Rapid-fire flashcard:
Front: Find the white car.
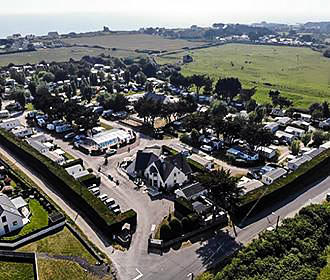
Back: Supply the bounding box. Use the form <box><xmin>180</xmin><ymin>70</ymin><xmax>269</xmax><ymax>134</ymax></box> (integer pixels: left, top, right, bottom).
<box><xmin>201</xmin><ymin>145</ymin><xmax>213</xmax><ymax>153</ymax></box>
<box><xmin>98</xmin><ymin>194</ymin><xmax>108</xmax><ymax>202</ymax></box>
<box><xmin>105</xmin><ymin>198</ymin><xmax>115</xmax><ymax>206</ymax></box>
<box><xmin>90</xmin><ymin>187</ymin><xmax>100</xmax><ymax>196</ymax></box>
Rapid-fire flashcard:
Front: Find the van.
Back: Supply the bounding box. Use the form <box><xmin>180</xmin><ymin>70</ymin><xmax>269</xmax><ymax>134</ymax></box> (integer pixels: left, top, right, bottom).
<box><xmin>98</xmin><ymin>194</ymin><xmax>108</xmax><ymax>202</ymax></box>
<box><xmin>90</xmin><ymin>187</ymin><xmax>100</xmax><ymax>196</ymax></box>
<box><xmin>105</xmin><ymin>198</ymin><xmax>115</xmax><ymax>206</ymax></box>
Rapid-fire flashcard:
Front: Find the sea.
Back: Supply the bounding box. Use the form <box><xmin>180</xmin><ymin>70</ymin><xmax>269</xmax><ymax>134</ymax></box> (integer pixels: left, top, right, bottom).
<box><xmin>0</xmin><ymin>13</ymin><xmax>188</xmax><ymax>38</ymax></box>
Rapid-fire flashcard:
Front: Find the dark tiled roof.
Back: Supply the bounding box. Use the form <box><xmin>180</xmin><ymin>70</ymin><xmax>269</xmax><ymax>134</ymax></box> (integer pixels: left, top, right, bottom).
<box><xmin>181</xmin><ymin>183</ymin><xmax>206</xmax><ymax>199</ymax></box>
<box><xmin>134</xmin><ymin>151</ymin><xmax>159</xmax><ymax>172</ymax></box>
<box><xmin>167</xmin><ymin>153</ymin><xmax>192</xmax><ymax>175</ymax></box>
<box><xmin>154</xmin><ymin>160</ymin><xmax>175</xmax><ymax>182</ymax></box>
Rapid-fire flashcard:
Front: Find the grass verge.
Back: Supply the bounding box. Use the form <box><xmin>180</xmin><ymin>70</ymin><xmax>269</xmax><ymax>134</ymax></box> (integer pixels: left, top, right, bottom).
<box><xmin>0</xmin><ymin>261</ymin><xmax>34</xmax><ymax>280</ymax></box>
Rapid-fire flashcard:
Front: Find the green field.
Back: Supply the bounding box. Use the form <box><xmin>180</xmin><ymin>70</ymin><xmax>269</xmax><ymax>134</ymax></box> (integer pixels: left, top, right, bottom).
<box><xmin>157</xmin><ymin>44</ymin><xmax>330</xmax><ymax>108</ymax></box>
<box><xmin>0</xmin><ymin>262</ymin><xmax>34</xmax><ymax>280</ymax></box>
<box><xmin>62</xmin><ymin>34</ymin><xmax>205</xmax><ymax>52</ymax></box>
<box><xmin>38</xmin><ymin>259</ymin><xmax>112</xmax><ymax>280</ymax></box>
<box><xmin>0</xmin><ymin>47</ymin><xmax>135</xmax><ymax>66</ymax></box>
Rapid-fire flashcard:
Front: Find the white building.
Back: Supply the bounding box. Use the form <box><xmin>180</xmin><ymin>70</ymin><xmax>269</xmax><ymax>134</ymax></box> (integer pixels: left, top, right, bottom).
<box><xmin>275</xmin><ymin>131</ymin><xmax>296</xmax><ymax>144</ymax></box>
<box><xmin>0</xmin><ymin>118</ymin><xmax>20</xmax><ymax>131</ymax></box>
<box><xmin>264</xmin><ymin>122</ymin><xmax>280</xmax><ymax>134</ymax></box>
<box><xmin>0</xmin><ymin>194</ymin><xmax>25</xmax><ymax>236</ymax></box>
<box><xmin>12</xmin><ymin>126</ymin><xmax>34</xmax><ymax>138</ymax></box>
<box><xmin>257</xmin><ymin>146</ymin><xmax>276</xmax><ymax>159</ymax></box>
<box><xmin>288</xmin><ymin>155</ymin><xmax>311</xmax><ymax>171</ymax></box>
<box><xmin>88</xmin><ymin>129</ymin><xmax>134</xmax><ymax>150</ymax></box>
<box><xmin>285</xmin><ymin>126</ymin><xmax>305</xmax><ymax>138</ymax></box>
<box><xmin>65</xmin><ymin>164</ymin><xmax>89</xmax><ymax>180</ymax></box>
<box><xmin>262</xmin><ymin>168</ymin><xmax>287</xmax><ymax>185</ymax></box>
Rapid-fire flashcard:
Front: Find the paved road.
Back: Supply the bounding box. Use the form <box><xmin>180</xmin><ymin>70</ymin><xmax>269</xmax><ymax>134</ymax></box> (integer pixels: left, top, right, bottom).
<box><xmin>2</xmin><ymin>117</ymin><xmax>329</xmax><ymax>280</ymax></box>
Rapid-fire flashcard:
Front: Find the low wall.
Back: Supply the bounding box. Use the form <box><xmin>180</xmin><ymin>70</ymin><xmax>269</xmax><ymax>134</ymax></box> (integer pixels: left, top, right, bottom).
<box><xmin>0</xmin><ymin>220</ymin><xmax>66</xmax><ymax>250</ymax></box>
<box><xmin>0</xmin><ymin>250</ymin><xmax>39</xmax><ymax>280</ymax></box>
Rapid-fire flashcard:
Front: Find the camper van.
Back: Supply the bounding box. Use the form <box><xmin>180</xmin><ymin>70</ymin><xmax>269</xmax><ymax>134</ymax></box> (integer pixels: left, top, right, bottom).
<box><xmin>0</xmin><ymin>110</ymin><xmax>10</xmax><ymax>119</ymax></box>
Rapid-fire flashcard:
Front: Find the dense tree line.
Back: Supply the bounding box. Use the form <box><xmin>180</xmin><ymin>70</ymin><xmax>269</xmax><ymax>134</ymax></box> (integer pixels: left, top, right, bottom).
<box><xmin>198</xmin><ymin>203</ymin><xmax>330</xmax><ymax>280</ymax></box>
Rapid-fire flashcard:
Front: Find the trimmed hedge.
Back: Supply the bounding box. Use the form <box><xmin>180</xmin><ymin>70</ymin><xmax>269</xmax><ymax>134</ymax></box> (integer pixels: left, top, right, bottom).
<box><xmin>78</xmin><ymin>173</ymin><xmax>101</xmax><ymax>187</ymax></box>
<box><xmin>0</xmin><ymin>128</ymin><xmax>137</xmax><ymax>234</ymax></box>
<box><xmin>236</xmin><ymin>148</ymin><xmax>330</xmax><ymax>220</ymax></box>
<box><xmin>61</xmin><ymin>158</ymin><xmax>84</xmax><ymax>169</ymax></box>
<box><xmin>174</xmin><ymin>197</ymin><xmax>194</xmax><ymax>217</ymax></box>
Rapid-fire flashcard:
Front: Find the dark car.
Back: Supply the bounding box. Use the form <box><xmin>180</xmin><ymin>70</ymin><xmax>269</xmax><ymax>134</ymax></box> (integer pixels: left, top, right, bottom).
<box><xmin>64</xmin><ymin>132</ymin><xmax>75</xmax><ymax>141</ymax></box>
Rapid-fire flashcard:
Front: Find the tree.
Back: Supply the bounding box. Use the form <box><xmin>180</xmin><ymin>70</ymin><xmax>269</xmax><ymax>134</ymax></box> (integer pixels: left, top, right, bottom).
<box><xmin>246</xmin><ymin>99</ymin><xmax>257</xmax><ymax>113</ymax></box>
<box><xmin>290</xmin><ymin>140</ymin><xmax>301</xmax><ymax>156</ymax></box>
<box><xmin>197</xmin><ymin>169</ymin><xmax>242</xmax><ymax>218</ymax></box>
<box><xmin>268</xmin><ymin>90</ymin><xmax>281</xmax><ymax>99</ymax></box>
<box><xmin>203</xmin><ymin>77</ymin><xmax>213</xmax><ymax>95</ymax></box>
<box><xmin>214</xmin><ymin>78</ymin><xmax>242</xmax><ymax>102</ymax></box>
<box><xmin>135</xmin><ymin>71</ymin><xmax>147</xmax><ymax>85</ymax></box>
<box><xmin>123</xmin><ymin>70</ymin><xmax>131</xmax><ymax>84</ymax></box>
<box><xmin>159</xmin><ymin>223</ymin><xmax>172</xmax><ymax>241</ymax></box>
<box><xmin>312</xmin><ymin>130</ymin><xmax>328</xmax><ymax>146</ymax></box>
<box><xmin>190</xmin><ymin>128</ymin><xmax>200</xmax><ymax>147</ymax></box>
<box><xmin>240</xmin><ymin>87</ymin><xmax>256</xmax><ymax>103</ymax></box>
<box><xmin>301</xmin><ymin>132</ymin><xmax>312</xmax><ymax>147</ymax></box>
<box><xmin>169</xmin><ymin>218</ymin><xmax>182</xmax><ymax>237</ymax></box>
<box><xmin>312</xmin><ymin>109</ymin><xmax>323</xmax><ymax>120</ymax></box>
<box><xmin>322</xmin><ymin>101</ymin><xmax>330</xmax><ymax>119</ymax></box>
<box><xmin>210</xmin><ymin>100</ymin><xmax>228</xmax><ymax>118</ymax></box>
<box><xmin>42</xmin><ymin>72</ymin><xmax>55</xmax><ymax>83</ymax></box>
<box><xmin>191</xmin><ymin>74</ymin><xmax>207</xmax><ymax>95</ymax></box>
<box><xmin>13</xmin><ymin>89</ymin><xmax>26</xmax><ymax>109</ymax></box>
<box><xmin>272</xmin><ymin>95</ymin><xmax>293</xmax><ymax>110</ymax></box>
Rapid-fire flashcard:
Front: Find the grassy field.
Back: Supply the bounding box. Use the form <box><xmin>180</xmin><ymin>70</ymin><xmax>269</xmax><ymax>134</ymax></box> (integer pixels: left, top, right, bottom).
<box><xmin>0</xmin><ymin>47</ymin><xmax>135</xmax><ymax>66</ymax></box>
<box><xmin>0</xmin><ymin>262</ymin><xmax>34</xmax><ymax>280</ymax></box>
<box><xmin>1</xmin><ymin>199</ymin><xmax>48</xmax><ymax>240</ymax></box>
<box><xmin>19</xmin><ymin>227</ymin><xmax>96</xmax><ymax>265</ymax></box>
<box><xmin>157</xmin><ymin>44</ymin><xmax>330</xmax><ymax>108</ymax></box>
<box><xmin>38</xmin><ymin>259</ymin><xmax>111</xmax><ymax>280</ymax></box>
<box><xmin>62</xmin><ymin>34</ymin><xmax>205</xmax><ymax>52</ymax></box>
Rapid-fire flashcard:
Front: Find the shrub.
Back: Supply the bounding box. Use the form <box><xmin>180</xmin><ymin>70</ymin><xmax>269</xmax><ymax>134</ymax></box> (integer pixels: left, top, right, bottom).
<box><xmin>159</xmin><ymin>224</ymin><xmax>172</xmax><ymax>241</ymax></box>
<box><xmin>181</xmin><ymin>216</ymin><xmax>192</xmax><ymax>233</ymax></box>
<box><xmin>169</xmin><ymin>218</ymin><xmax>183</xmax><ymax>237</ymax></box>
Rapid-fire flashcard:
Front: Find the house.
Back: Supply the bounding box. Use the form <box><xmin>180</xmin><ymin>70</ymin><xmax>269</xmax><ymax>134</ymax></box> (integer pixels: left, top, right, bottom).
<box><xmin>288</xmin><ymin>155</ymin><xmax>311</xmax><ymax>171</ymax></box>
<box><xmin>27</xmin><ymin>140</ymin><xmax>49</xmax><ymax>154</ymax></box>
<box><xmin>183</xmin><ymin>55</ymin><xmax>193</xmax><ymax>63</ymax></box>
<box><xmin>285</xmin><ymin>126</ymin><xmax>305</xmax><ymax>138</ymax></box>
<box><xmin>262</xmin><ymin>168</ymin><xmax>287</xmax><ymax>185</ymax></box>
<box><xmin>299</xmin><ymin>113</ymin><xmax>312</xmax><ymax>123</ymax></box>
<box><xmin>0</xmin><ymin>118</ymin><xmax>20</xmax><ymax>130</ymax></box>
<box><xmin>303</xmin><ymin>147</ymin><xmax>326</xmax><ymax>159</ymax></box>
<box><xmin>264</xmin><ymin>122</ymin><xmax>280</xmax><ymax>133</ymax></box>
<box><xmin>257</xmin><ymin>146</ymin><xmax>276</xmax><ymax>159</ymax></box>
<box><xmin>11</xmin><ymin>196</ymin><xmax>30</xmax><ymax>219</ymax></box>
<box><xmin>227</xmin><ymin>147</ymin><xmax>259</xmax><ymax>161</ymax></box>
<box><xmin>88</xmin><ymin>129</ymin><xmax>134</xmax><ymax>150</ymax></box>
<box><xmin>238</xmin><ymin>176</ymin><xmax>264</xmax><ymax>194</ymax></box>
<box><xmin>11</xmin><ymin>126</ymin><xmax>34</xmax><ymax>138</ymax></box>
<box><xmin>271</xmin><ymin>108</ymin><xmax>285</xmax><ymax>117</ymax></box>
<box><xmin>126</xmin><ymin>150</ymin><xmax>160</xmax><ymax>178</ymax></box>
<box><xmin>174</xmin><ymin>183</ymin><xmax>207</xmax><ymax>201</ymax></box>
<box><xmin>275</xmin><ymin>117</ymin><xmax>292</xmax><ymax>127</ymax></box>
<box><xmin>44</xmin><ymin>151</ymin><xmax>65</xmax><ymax>165</ymax></box>
<box><xmin>291</xmin><ymin>120</ymin><xmax>310</xmax><ymax>131</ymax></box>
<box><xmin>0</xmin><ymin>194</ymin><xmax>24</xmax><ymax>236</ymax></box>
<box><xmin>0</xmin><ymin>110</ymin><xmax>10</xmax><ymax>119</ymax></box>
<box><xmin>145</xmin><ymin>153</ymin><xmax>192</xmax><ymax>191</ymax></box>
<box><xmin>275</xmin><ymin>130</ymin><xmax>296</xmax><ymax>144</ymax></box>
<box><xmin>65</xmin><ymin>164</ymin><xmax>89</xmax><ymax>180</ymax></box>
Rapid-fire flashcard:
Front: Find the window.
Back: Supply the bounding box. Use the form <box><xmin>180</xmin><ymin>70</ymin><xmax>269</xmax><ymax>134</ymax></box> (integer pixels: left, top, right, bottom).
<box><xmin>1</xmin><ymin>216</ymin><xmax>7</xmax><ymax>223</ymax></box>
<box><xmin>174</xmin><ymin>173</ymin><xmax>177</xmax><ymax>177</ymax></box>
<box><xmin>13</xmin><ymin>221</ymin><xmax>18</xmax><ymax>226</ymax></box>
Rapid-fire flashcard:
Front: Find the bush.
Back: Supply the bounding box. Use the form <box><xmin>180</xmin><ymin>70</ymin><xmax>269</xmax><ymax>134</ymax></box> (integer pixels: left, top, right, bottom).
<box><xmin>181</xmin><ymin>217</ymin><xmax>191</xmax><ymax>233</ymax></box>
<box><xmin>169</xmin><ymin>218</ymin><xmax>183</xmax><ymax>237</ymax></box>
<box><xmin>159</xmin><ymin>224</ymin><xmax>172</xmax><ymax>241</ymax></box>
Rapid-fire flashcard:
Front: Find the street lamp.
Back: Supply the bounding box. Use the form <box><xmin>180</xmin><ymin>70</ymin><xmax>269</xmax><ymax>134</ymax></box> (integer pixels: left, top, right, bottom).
<box><xmin>271</xmin><ymin>212</ymin><xmax>280</xmax><ymax>231</ymax></box>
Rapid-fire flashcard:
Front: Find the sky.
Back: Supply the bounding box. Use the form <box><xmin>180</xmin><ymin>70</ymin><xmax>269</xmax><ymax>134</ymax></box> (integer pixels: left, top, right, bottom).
<box><xmin>0</xmin><ymin>0</ymin><xmax>329</xmax><ymax>36</ymax></box>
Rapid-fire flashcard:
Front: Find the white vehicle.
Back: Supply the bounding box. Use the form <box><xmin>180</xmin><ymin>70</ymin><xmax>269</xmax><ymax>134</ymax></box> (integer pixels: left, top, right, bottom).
<box><xmin>46</xmin><ymin>123</ymin><xmax>55</xmax><ymax>131</ymax></box>
<box><xmin>105</xmin><ymin>198</ymin><xmax>115</xmax><ymax>206</ymax></box>
<box><xmin>109</xmin><ymin>203</ymin><xmax>120</xmax><ymax>210</ymax></box>
<box><xmin>201</xmin><ymin>145</ymin><xmax>213</xmax><ymax>153</ymax></box>
<box><xmin>90</xmin><ymin>187</ymin><xmax>100</xmax><ymax>196</ymax></box>
<box><xmin>37</xmin><ymin>118</ymin><xmax>46</xmax><ymax>127</ymax></box>
<box><xmin>113</xmin><ymin>208</ymin><xmax>121</xmax><ymax>215</ymax></box>
<box><xmin>98</xmin><ymin>194</ymin><xmax>108</xmax><ymax>202</ymax></box>
<box><xmin>0</xmin><ymin>110</ymin><xmax>10</xmax><ymax>119</ymax></box>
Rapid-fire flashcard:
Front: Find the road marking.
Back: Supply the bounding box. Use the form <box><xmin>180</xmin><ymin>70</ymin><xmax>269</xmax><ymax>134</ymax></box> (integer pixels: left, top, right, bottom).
<box><xmin>132</xmin><ymin>268</ymin><xmax>143</xmax><ymax>280</ymax></box>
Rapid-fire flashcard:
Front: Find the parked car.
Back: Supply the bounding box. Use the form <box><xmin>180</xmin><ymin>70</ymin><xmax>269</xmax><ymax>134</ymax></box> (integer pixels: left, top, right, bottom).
<box><xmin>105</xmin><ymin>198</ymin><xmax>115</xmax><ymax>206</ymax></box>
<box><xmin>64</xmin><ymin>132</ymin><xmax>75</xmax><ymax>141</ymax></box>
<box><xmin>326</xmin><ymin>193</ymin><xmax>330</xmax><ymax>202</ymax></box>
<box><xmin>113</xmin><ymin>208</ymin><xmax>121</xmax><ymax>215</ymax></box>
<box><xmin>105</xmin><ymin>149</ymin><xmax>117</xmax><ymax>157</ymax></box>
<box><xmin>90</xmin><ymin>187</ymin><xmax>100</xmax><ymax>196</ymax></box>
<box><xmin>109</xmin><ymin>204</ymin><xmax>120</xmax><ymax>210</ymax></box>
<box><xmin>200</xmin><ymin>145</ymin><xmax>213</xmax><ymax>153</ymax></box>
<box><xmin>98</xmin><ymin>194</ymin><xmax>108</xmax><ymax>202</ymax></box>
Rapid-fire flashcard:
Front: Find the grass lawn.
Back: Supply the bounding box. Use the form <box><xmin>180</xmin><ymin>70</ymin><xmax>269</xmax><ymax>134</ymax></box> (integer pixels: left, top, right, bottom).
<box><xmin>63</xmin><ymin>152</ymin><xmax>76</xmax><ymax>161</ymax></box>
<box><xmin>19</xmin><ymin>227</ymin><xmax>96</xmax><ymax>265</ymax></box>
<box><xmin>0</xmin><ymin>261</ymin><xmax>34</xmax><ymax>280</ymax></box>
<box><xmin>318</xmin><ymin>247</ymin><xmax>330</xmax><ymax>280</ymax></box>
<box><xmin>157</xmin><ymin>44</ymin><xmax>330</xmax><ymax>108</ymax></box>
<box><xmin>1</xmin><ymin>199</ymin><xmax>48</xmax><ymax>241</ymax></box>
<box><xmin>37</xmin><ymin>259</ymin><xmax>112</xmax><ymax>280</ymax></box>
<box><xmin>100</xmin><ymin>120</ymin><xmax>113</xmax><ymax>130</ymax></box>
<box><xmin>25</xmin><ymin>103</ymin><xmax>35</xmax><ymax>111</ymax></box>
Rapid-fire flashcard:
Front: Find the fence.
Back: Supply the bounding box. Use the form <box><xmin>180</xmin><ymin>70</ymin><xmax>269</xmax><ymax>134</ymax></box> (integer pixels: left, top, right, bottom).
<box><xmin>0</xmin><ymin>219</ymin><xmax>66</xmax><ymax>250</ymax></box>
<box><xmin>0</xmin><ymin>250</ymin><xmax>39</xmax><ymax>280</ymax></box>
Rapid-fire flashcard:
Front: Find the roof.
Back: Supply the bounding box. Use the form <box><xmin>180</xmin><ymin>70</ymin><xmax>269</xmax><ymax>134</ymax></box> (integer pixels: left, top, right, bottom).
<box><xmin>257</xmin><ymin>146</ymin><xmax>275</xmax><ymax>155</ymax></box>
<box><xmin>167</xmin><ymin>153</ymin><xmax>192</xmax><ymax>175</ymax></box>
<box><xmin>92</xmin><ymin>129</ymin><xmax>132</xmax><ymax>145</ymax></box>
<box><xmin>303</xmin><ymin>147</ymin><xmax>326</xmax><ymax>158</ymax></box>
<box><xmin>153</xmin><ymin>160</ymin><xmax>175</xmax><ymax>182</ymax></box>
<box><xmin>180</xmin><ymin>183</ymin><xmax>206</xmax><ymax>199</ymax></box>
<box><xmin>264</xmin><ymin>168</ymin><xmax>287</xmax><ymax>180</ymax></box>
<box><xmin>65</xmin><ymin>164</ymin><xmax>89</xmax><ymax>179</ymax></box>
<box><xmin>320</xmin><ymin>141</ymin><xmax>330</xmax><ymax>149</ymax></box>
<box><xmin>275</xmin><ymin>130</ymin><xmax>295</xmax><ymax>139</ymax></box>
<box><xmin>28</xmin><ymin>140</ymin><xmax>48</xmax><ymax>152</ymax></box>
<box><xmin>0</xmin><ymin>194</ymin><xmax>21</xmax><ymax>218</ymax></box>
<box><xmin>11</xmin><ymin>196</ymin><xmax>27</xmax><ymax>210</ymax></box>
<box><xmin>192</xmin><ymin>201</ymin><xmax>210</xmax><ymax>215</ymax></box>
<box><xmin>285</xmin><ymin>126</ymin><xmax>305</xmax><ymax>134</ymax></box>
<box><xmin>288</xmin><ymin>155</ymin><xmax>311</xmax><ymax>167</ymax></box>
<box><xmin>135</xmin><ymin>151</ymin><xmax>159</xmax><ymax>172</ymax></box>
<box><xmin>264</xmin><ymin>122</ymin><xmax>279</xmax><ymax>129</ymax></box>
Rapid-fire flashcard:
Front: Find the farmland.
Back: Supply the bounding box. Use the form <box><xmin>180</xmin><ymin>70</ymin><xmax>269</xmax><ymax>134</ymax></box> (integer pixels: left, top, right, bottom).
<box><xmin>0</xmin><ymin>47</ymin><xmax>135</xmax><ymax>66</ymax></box>
<box><xmin>157</xmin><ymin>43</ymin><xmax>330</xmax><ymax>108</ymax></box>
<box><xmin>62</xmin><ymin>33</ymin><xmax>205</xmax><ymax>52</ymax></box>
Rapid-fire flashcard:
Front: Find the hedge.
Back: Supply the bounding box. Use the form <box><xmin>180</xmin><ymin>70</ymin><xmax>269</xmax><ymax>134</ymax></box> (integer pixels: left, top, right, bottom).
<box><xmin>174</xmin><ymin>197</ymin><xmax>194</xmax><ymax>217</ymax></box>
<box><xmin>236</xmin><ymin>148</ymin><xmax>330</xmax><ymax>219</ymax></box>
<box><xmin>61</xmin><ymin>158</ymin><xmax>84</xmax><ymax>169</ymax></box>
<box><xmin>0</xmin><ymin>128</ymin><xmax>137</xmax><ymax>234</ymax></box>
<box><xmin>78</xmin><ymin>173</ymin><xmax>101</xmax><ymax>187</ymax></box>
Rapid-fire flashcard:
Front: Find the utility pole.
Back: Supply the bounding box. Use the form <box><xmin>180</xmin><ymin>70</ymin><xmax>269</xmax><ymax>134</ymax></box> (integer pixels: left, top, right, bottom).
<box><xmin>275</xmin><ymin>215</ymin><xmax>280</xmax><ymax>231</ymax></box>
